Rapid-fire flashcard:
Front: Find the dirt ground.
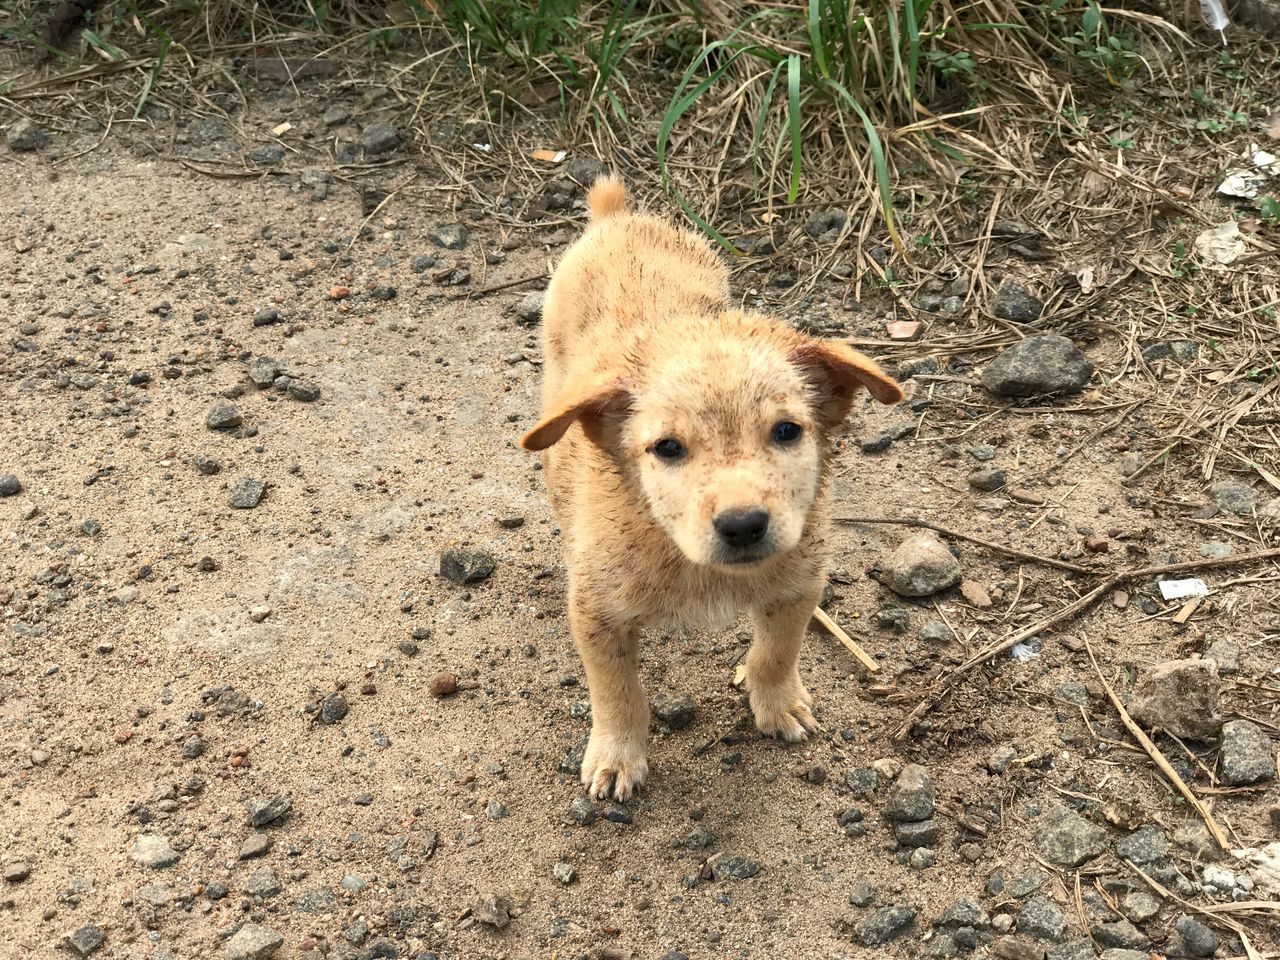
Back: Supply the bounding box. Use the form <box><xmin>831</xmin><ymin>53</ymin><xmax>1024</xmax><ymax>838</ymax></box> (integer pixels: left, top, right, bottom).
<box><xmin>3</xmin><ymin>65</ymin><xmax>1280</xmax><ymax>960</ymax></box>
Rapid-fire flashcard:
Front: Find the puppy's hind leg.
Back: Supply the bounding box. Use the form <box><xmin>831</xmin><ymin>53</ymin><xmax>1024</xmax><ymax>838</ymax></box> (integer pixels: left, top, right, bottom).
<box><xmin>745</xmin><ymin>590</ymin><xmax>822</xmax><ymax>742</ymax></box>
<box><xmin>571</xmin><ymin>600</ymin><xmax>649</xmax><ymax>801</ymax></box>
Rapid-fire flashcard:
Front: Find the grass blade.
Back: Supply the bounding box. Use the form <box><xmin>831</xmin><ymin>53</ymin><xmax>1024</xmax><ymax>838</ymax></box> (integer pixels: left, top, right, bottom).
<box><xmin>786</xmin><ymin>53</ymin><xmax>802</xmax><ymax>203</ymax></box>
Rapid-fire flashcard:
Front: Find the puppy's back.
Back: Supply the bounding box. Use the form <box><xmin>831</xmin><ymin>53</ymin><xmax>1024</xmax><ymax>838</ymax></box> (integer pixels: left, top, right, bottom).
<box><xmin>540</xmin><ymin>178</ymin><xmax>728</xmax><ymax>400</ymax></box>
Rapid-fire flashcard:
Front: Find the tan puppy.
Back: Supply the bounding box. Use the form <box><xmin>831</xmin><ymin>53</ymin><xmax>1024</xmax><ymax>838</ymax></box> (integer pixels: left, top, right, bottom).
<box><xmin>521</xmin><ymin>177</ymin><xmax>903</xmax><ymax>801</ymax></box>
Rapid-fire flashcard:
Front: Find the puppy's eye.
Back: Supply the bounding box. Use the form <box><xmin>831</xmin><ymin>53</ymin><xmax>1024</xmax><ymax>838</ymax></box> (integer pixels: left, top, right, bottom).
<box><xmin>771</xmin><ymin>421</ymin><xmax>803</xmax><ymax>445</ymax></box>
<box><xmin>651</xmin><ymin>438</ymin><xmax>685</xmax><ymax>461</ymax></box>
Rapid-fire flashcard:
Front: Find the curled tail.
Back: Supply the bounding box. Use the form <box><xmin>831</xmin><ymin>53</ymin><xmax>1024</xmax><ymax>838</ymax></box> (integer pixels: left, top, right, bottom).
<box><xmin>587</xmin><ymin>175</ymin><xmax>627</xmax><ymax>219</ymax></box>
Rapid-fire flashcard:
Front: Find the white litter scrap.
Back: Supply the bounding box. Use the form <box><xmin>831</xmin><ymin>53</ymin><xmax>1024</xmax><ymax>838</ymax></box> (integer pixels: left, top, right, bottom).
<box><xmin>1217</xmin><ymin>143</ymin><xmax>1280</xmax><ymax>200</ymax></box>
<box><xmin>1010</xmin><ymin>643</ymin><xmax>1038</xmax><ymax>662</ymax></box>
<box><xmin>1159</xmin><ymin>578</ymin><xmax>1209</xmax><ymax>601</ymax></box>
<box><xmin>1193</xmin><ymin>220</ymin><xmax>1246</xmax><ymax>266</ymax></box>
<box><xmin>1199</xmin><ymin>0</ymin><xmax>1229</xmax><ymax>43</ymax></box>
<box><xmin>1236</xmin><ymin>842</ymin><xmax>1280</xmax><ymax>897</ymax></box>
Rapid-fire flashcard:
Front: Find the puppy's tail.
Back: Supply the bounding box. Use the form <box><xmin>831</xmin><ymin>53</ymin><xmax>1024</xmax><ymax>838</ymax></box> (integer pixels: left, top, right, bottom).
<box><xmin>587</xmin><ymin>175</ymin><xmax>627</xmax><ymax>220</ymax></box>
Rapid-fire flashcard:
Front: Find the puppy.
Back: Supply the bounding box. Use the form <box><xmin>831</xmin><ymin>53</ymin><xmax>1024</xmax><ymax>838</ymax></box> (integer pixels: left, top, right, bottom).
<box><xmin>521</xmin><ymin>177</ymin><xmax>903</xmax><ymax>801</ymax></box>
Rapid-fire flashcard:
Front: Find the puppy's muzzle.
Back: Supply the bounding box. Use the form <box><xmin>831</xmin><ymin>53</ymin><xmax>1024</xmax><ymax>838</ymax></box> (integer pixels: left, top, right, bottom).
<box><xmin>714</xmin><ymin>508</ymin><xmax>770</xmax><ymax>559</ymax></box>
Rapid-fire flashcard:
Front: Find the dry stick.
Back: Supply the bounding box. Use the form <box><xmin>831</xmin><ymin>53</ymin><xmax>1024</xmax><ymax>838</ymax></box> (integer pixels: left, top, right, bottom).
<box><xmin>891</xmin><ymin>547</ymin><xmax>1280</xmax><ymax>740</ymax></box>
<box><xmin>836</xmin><ymin>515</ymin><xmax>1095</xmax><ymax>575</ymax></box>
<box><xmin>449</xmin><ymin>272</ymin><xmax>548</xmax><ymax>301</ymax></box>
<box><xmin>1084</xmin><ymin>639</ymin><xmax>1229</xmax><ymax>852</ymax></box>
<box><xmin>812</xmin><ymin>608</ymin><xmax>880</xmax><ymax>674</ymax></box>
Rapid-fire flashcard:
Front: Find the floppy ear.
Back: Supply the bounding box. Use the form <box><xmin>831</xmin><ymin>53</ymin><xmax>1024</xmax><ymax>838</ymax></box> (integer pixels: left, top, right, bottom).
<box><xmin>793</xmin><ymin>338</ymin><xmax>904</xmax><ymax>426</ymax></box>
<box><xmin>520</xmin><ymin>372</ymin><xmax>631</xmax><ymax>451</ymax></box>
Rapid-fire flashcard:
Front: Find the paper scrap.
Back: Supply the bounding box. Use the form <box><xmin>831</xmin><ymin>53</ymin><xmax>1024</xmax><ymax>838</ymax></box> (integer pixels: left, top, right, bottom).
<box><xmin>1159</xmin><ymin>578</ymin><xmax>1208</xmax><ymax>601</ymax></box>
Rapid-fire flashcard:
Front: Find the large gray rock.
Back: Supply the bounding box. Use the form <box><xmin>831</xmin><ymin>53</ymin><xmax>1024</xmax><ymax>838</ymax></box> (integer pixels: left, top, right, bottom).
<box><xmin>982</xmin><ymin>336</ymin><xmax>1094</xmax><ymax>397</ymax></box>
<box><xmin>1128</xmin><ymin>659</ymin><xmax>1222</xmax><ymax>740</ymax></box>
<box><xmin>1219</xmin><ymin>719</ymin><xmax>1276</xmax><ymax>785</ymax></box>
<box><xmin>881</xmin><ymin>533</ymin><xmax>961</xmax><ymax>597</ymax></box>
<box><xmin>1033</xmin><ymin>804</ymin><xmax>1106</xmax><ymax>867</ymax></box>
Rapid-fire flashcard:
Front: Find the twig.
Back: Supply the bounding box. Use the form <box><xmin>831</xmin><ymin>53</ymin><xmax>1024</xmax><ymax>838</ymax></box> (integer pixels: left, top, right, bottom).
<box><xmin>448</xmin><ymin>272</ymin><xmax>548</xmax><ymax>301</ymax></box>
<box><xmin>836</xmin><ymin>515</ymin><xmax>1095</xmax><ymax>575</ymax></box>
<box><xmin>1085</xmin><ymin>638</ymin><xmax>1229</xmax><ymax>852</ymax></box>
<box><xmin>892</xmin><ymin>547</ymin><xmax>1280</xmax><ymax>739</ymax></box>
<box><xmin>812</xmin><ymin>608</ymin><xmax>880</xmax><ymax>673</ymax></box>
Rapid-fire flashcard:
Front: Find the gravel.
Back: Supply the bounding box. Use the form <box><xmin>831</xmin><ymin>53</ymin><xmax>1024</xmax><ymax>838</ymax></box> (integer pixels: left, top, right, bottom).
<box><xmin>429</xmin><ymin>223</ymin><xmax>470</xmax><ymax>250</ymax></box>
<box><xmin>854</xmin><ymin>905</ymin><xmax>917</xmax><ymax>946</ymax></box>
<box><xmin>1033</xmin><ymin>805</ymin><xmax>1107</xmax><ymax>867</ymax></box>
<box><xmin>440</xmin><ymin>548</ymin><xmax>496</xmax><ymax>584</ymax></box>
<box><xmin>1210</xmin><ymin>480</ymin><xmax>1261</xmax><ymax>515</ymax></box>
<box><xmin>66</xmin><ymin>924</ymin><xmax>105</xmax><ymax>956</ymax></box>
<box><xmin>229</xmin><ymin>478</ymin><xmax>266</xmax><ymax>509</ymax></box>
<box><xmin>245</xmin><ymin>866</ymin><xmax>282</xmax><ymax>898</ymax></box>
<box><xmin>652</xmin><ymin>693</ymin><xmax>697</xmax><ymax>729</ymax></box>
<box><xmin>516</xmin><ymin>291</ymin><xmax>545</xmax><ymax>325</ymax></box>
<box><xmin>1174</xmin><ymin>915</ymin><xmax>1219</xmax><ymax>957</ymax></box>
<box><xmin>552</xmin><ymin>861</ymin><xmax>577</xmax><ymax>884</ymax></box>
<box><xmin>360</xmin><ymin>122</ymin><xmax>400</xmax><ymax>154</ymax></box>
<box><xmin>130</xmin><ymin>834</ymin><xmax>180</xmax><ymax>869</ymax></box>
<box><xmin>1016</xmin><ymin>895</ymin><xmax>1067</xmax><ymax>942</ymax></box>
<box><xmin>992</xmin><ymin>282</ymin><xmax>1044</xmax><ymax>322</ymax></box>
<box><xmin>566</xmin><ymin>796</ymin><xmax>596</xmax><ymax>825</ymax></box>
<box><xmin>225</xmin><ymin>922</ymin><xmax>284</xmax><ymax>960</ymax></box>
<box><xmin>318</xmin><ymin>692</ymin><xmax>348</xmax><ymax>725</ymax></box>
<box><xmin>1115</xmin><ymin>823</ymin><xmax>1168</xmax><ymax>864</ymax></box>
<box><xmin>245</xmin><ymin>796</ymin><xmax>292</xmax><ymax>828</ymax></box>
<box><xmin>849</xmin><ymin>880</ymin><xmax>875</xmax><ymax>907</ymax></box>
<box><xmin>473</xmin><ymin>894</ymin><xmax>513</xmax><ymax>928</ymax></box>
<box><xmin>1092</xmin><ymin>920</ymin><xmax>1147</xmax><ymax>949</ymax></box>
<box><xmin>0</xmin><ymin>474</ymin><xmax>21</xmax><ymax>497</ymax></box>
<box><xmin>1219</xmin><ymin>719</ymin><xmax>1277</xmax><ymax>785</ymax></box>
<box><xmin>711</xmin><ymin>853</ymin><xmax>762</xmax><ymax>880</ymax></box>
<box><xmin>206</xmin><ymin>403</ymin><xmax>243</xmax><ymax>430</ymax></box>
<box><xmin>885</xmin><ymin>764</ymin><xmax>935</xmax><ymax>822</ymax></box>
<box><xmin>969</xmin><ymin>467</ymin><xmax>1007</xmax><ymax>491</ymax></box>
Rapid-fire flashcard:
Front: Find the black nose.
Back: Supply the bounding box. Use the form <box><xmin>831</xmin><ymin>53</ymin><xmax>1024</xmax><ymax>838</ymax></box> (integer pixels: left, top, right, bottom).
<box><xmin>714</xmin><ymin>508</ymin><xmax>770</xmax><ymax>548</ymax></box>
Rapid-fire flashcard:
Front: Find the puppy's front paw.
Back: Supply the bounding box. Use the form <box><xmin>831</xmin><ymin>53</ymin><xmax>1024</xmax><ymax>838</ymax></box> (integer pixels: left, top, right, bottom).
<box><xmin>749</xmin><ymin>680</ymin><xmax>818</xmax><ymax>742</ymax></box>
<box><xmin>581</xmin><ymin>731</ymin><xmax>648</xmax><ymax>801</ymax></box>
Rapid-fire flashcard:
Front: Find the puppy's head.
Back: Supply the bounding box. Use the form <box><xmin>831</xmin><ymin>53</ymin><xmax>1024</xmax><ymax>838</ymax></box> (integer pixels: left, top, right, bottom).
<box><xmin>522</xmin><ymin>312</ymin><xmax>903</xmax><ymax>571</ymax></box>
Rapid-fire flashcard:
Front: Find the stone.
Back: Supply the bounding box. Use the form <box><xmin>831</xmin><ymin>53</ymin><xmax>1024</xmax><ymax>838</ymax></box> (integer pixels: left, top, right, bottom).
<box><xmin>874</xmin><ymin>607</ymin><xmax>910</xmax><ymax>633</ymax></box>
<box><xmin>910</xmin><ymin>847</ymin><xmax>937</xmax><ymax>869</ymax></box>
<box><xmin>993</xmin><ymin>282</ymin><xmax>1044</xmax><ymax>323</ymax></box>
<box><xmin>939</xmin><ymin>898</ymin><xmax>989</xmax><ymax>928</ymax></box>
<box><xmin>805</xmin><ymin>208</ymin><xmax>847</xmax><ymax>240</ymax></box>
<box><xmin>66</xmin><ymin>925</ymin><xmax>105</xmax><ymax>956</ymax></box>
<box><xmin>885</xmin><ymin>764</ymin><xmax>935</xmax><ymax>822</ymax></box>
<box><xmin>1119</xmin><ymin>890</ymin><xmax>1161</xmax><ymax>923</ymax></box>
<box><xmin>1034</xmin><ymin>805</ymin><xmax>1107</xmax><ymax>867</ymax></box>
<box><xmin>1200</xmin><ymin>540</ymin><xmax>1233</xmax><ymax>559</ymax></box>
<box><xmin>1054</xmin><ymin>682</ymin><xmax>1090</xmax><ymax>706</ymax></box>
<box><xmin>294</xmin><ymin>887</ymin><xmax>338</xmax><ymax>914</ymax></box>
<box><xmin>845</xmin><ymin>767</ymin><xmax>879</xmax><ymax>797</ymax></box>
<box><xmin>552</xmin><ymin>861</ymin><xmax>576</xmax><ymax>884</ymax></box>
<box><xmin>1219</xmin><ymin>719</ymin><xmax>1276</xmax><ymax>785</ymax></box>
<box><xmin>473</xmin><ymin>894</ymin><xmax>512</xmax><ymax>929</ymax></box>
<box><xmin>239</xmin><ymin>834</ymin><xmax>272</xmax><ymax>860</ymax></box>
<box><xmin>4</xmin><ymin>861</ymin><xmax>32</xmax><ymax>883</ymax></box>
<box><xmin>566</xmin><ymin>796</ymin><xmax>596</xmax><ymax>825</ymax></box>
<box><xmin>247</xmin><ymin>357</ymin><xmax>279</xmax><ymax>388</ymax></box>
<box><xmin>182</xmin><ymin>735</ymin><xmax>205</xmax><ymax>759</ymax></box>
<box><xmin>287</xmin><ymin>380</ymin><xmax>321</xmax><ymax>402</ymax></box>
<box><xmin>1009</xmin><ymin>870</ymin><xmax>1048</xmax><ymax>898</ymax></box>
<box><xmin>249</xmin><ymin>146</ymin><xmax>284</xmax><ymax>166</ymax></box>
<box><xmin>440</xmin><ymin>548</ymin><xmax>496</xmax><ymax>584</ymax></box>
<box><xmin>0</xmin><ymin>474</ymin><xmax>21</xmax><ymax>497</ymax></box>
<box><xmin>130</xmin><ymin>835</ymin><xmax>180</xmax><ymax>869</ymax></box>
<box><xmin>1174</xmin><ymin>915</ymin><xmax>1218</xmax><ymax>957</ymax></box>
<box><xmin>245</xmin><ymin>796</ymin><xmax>292</xmax><ymax>828</ymax></box>
<box><xmin>1016</xmin><ymin>895</ymin><xmax>1066</xmax><ymax>942</ymax></box>
<box><xmin>515</xmin><ymin>291</ymin><xmax>545</xmax><ymax>325</ymax></box>
<box><xmin>1116</xmin><ymin>823</ymin><xmax>1167</xmax><ymax>864</ymax></box>
<box><xmin>360</xmin><ymin>122</ymin><xmax>399</xmax><ymax>154</ymax></box>
<box><xmin>1047</xmin><ymin>942</ymin><xmax>1095</xmax><ymax>960</ymax></box>
<box><xmin>252</xmin><ymin>307</ymin><xmax>280</xmax><ymax>327</ymax></box>
<box><xmin>229</xmin><ymin>478</ymin><xmax>266</xmax><ymax>509</ymax></box>
<box><xmin>988</xmin><ymin>745</ymin><xmax>1018</xmax><ymax>773</ymax></box>
<box><xmin>854</xmin><ymin>904</ymin><xmax>917</xmax><ymax>946</ymax></box>
<box><xmin>849</xmin><ymin>880</ymin><xmax>875</xmax><ymax>906</ymax></box>
<box><xmin>992</xmin><ymin>936</ymin><xmax>1044</xmax><ymax>960</ymax></box>
<box><xmin>1101</xmin><ymin>952</ymin><xmax>1148</xmax><ymax>960</ymax></box>
<box><xmin>8</xmin><ymin>118</ymin><xmax>48</xmax><ymax>151</ymax></box>
<box><xmin>1128</xmin><ymin>659</ymin><xmax>1222</xmax><ymax>740</ymax></box>
<box><xmin>894</xmin><ymin>819</ymin><xmax>941</xmax><ymax>847</ymax></box>
<box><xmin>918</xmin><ymin>621</ymin><xmax>954</xmax><ymax>643</ymax></box>
<box><xmin>318</xmin><ymin>692</ymin><xmax>348</xmax><ymax>725</ymax></box>
<box><xmin>970</xmin><ymin>467</ymin><xmax>1007</xmax><ymax>491</ymax></box>
<box><xmin>245</xmin><ymin>866</ymin><xmax>281</xmax><ymax>898</ymax></box>
<box><xmin>206</xmin><ymin>403</ymin><xmax>243</xmax><ymax>430</ymax></box>
<box><xmin>881</xmin><ymin>533</ymin><xmax>961</xmax><ymax>597</ymax></box>
<box><xmin>1204</xmin><ymin>640</ymin><xmax>1240</xmax><ymax>675</ymax></box>
<box><xmin>226</xmin><ymin>922</ymin><xmax>283</xmax><ymax>960</ymax></box>
<box><xmin>652</xmin><ymin>693</ymin><xmax>696</xmax><ymax>729</ymax></box>
<box><xmin>711</xmin><ymin>854</ymin><xmax>761</xmax><ymax>880</ymax></box>
<box><xmin>887</xmin><ymin>320</ymin><xmax>924</xmax><ymax>341</ymax></box>
<box><xmin>1210</xmin><ymin>480</ymin><xmax>1260</xmax><ymax>515</ymax></box>
<box><xmin>428</xmin><ymin>223</ymin><xmax>469</xmax><ymax>250</ymax></box>
<box><xmin>1092</xmin><ymin>920</ymin><xmax>1146</xmax><ymax>949</ymax></box>
<box><xmin>982</xmin><ymin>336</ymin><xmax>1094</xmax><ymax>397</ymax></box>
<box><xmin>1172</xmin><ymin>819</ymin><xmax>1219</xmax><ymax>860</ymax></box>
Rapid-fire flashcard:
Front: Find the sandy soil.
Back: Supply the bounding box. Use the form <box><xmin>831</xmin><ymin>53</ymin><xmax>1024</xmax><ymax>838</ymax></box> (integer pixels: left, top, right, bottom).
<box><xmin>2</xmin><ymin>95</ymin><xmax>1279</xmax><ymax>960</ymax></box>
